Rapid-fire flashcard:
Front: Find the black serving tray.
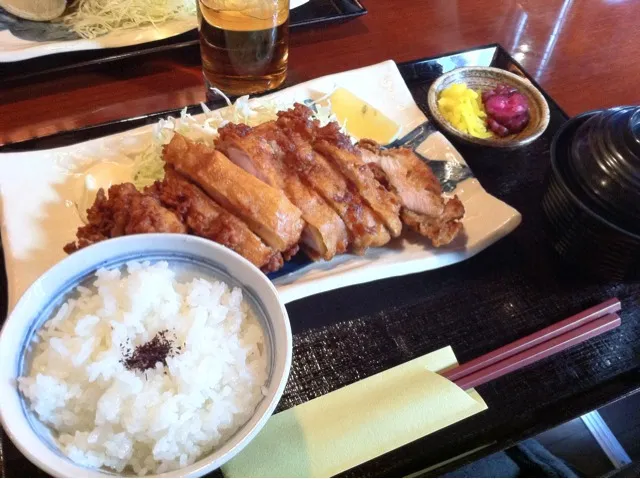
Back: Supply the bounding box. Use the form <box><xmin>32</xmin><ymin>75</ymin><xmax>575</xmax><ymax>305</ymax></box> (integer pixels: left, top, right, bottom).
<box><xmin>0</xmin><ymin>0</ymin><xmax>366</xmax><ymax>84</ymax></box>
<box><xmin>2</xmin><ymin>44</ymin><xmax>640</xmax><ymax>478</ymax></box>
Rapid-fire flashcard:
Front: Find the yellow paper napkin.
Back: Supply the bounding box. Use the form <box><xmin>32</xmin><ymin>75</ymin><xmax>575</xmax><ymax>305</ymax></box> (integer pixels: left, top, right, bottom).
<box><xmin>222</xmin><ymin>346</ymin><xmax>487</xmax><ymax>477</ymax></box>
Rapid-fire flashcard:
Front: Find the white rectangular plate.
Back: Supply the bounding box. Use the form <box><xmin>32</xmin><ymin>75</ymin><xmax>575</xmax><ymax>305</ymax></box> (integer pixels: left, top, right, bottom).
<box><xmin>0</xmin><ymin>60</ymin><xmax>521</xmax><ymax>309</ymax></box>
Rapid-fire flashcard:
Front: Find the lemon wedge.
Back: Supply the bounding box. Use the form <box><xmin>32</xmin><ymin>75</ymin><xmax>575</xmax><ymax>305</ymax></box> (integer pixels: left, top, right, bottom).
<box><xmin>327</xmin><ymin>88</ymin><xmax>401</xmax><ymax>145</ymax></box>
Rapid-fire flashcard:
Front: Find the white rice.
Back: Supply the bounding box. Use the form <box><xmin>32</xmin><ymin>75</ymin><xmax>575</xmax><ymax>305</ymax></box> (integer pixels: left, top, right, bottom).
<box><xmin>18</xmin><ymin>261</ymin><xmax>267</xmax><ymax>475</ymax></box>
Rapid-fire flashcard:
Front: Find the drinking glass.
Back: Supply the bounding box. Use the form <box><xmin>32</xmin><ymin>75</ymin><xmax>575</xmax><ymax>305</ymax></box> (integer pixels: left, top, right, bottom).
<box><xmin>196</xmin><ymin>0</ymin><xmax>290</xmax><ymax>96</ymax></box>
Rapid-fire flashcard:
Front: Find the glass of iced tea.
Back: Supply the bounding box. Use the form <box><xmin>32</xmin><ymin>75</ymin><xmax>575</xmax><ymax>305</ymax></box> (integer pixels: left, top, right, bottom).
<box><xmin>197</xmin><ymin>0</ymin><xmax>289</xmax><ymax>96</ymax></box>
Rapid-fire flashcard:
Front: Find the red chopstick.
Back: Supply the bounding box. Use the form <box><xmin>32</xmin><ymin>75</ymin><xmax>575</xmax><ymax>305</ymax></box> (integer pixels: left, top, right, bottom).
<box><xmin>443</xmin><ymin>298</ymin><xmax>622</xmax><ymax>390</ymax></box>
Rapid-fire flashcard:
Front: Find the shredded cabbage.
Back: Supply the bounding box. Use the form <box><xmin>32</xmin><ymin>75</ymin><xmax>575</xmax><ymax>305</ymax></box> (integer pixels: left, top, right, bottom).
<box><xmin>63</xmin><ymin>0</ymin><xmax>196</xmax><ymax>39</ymax></box>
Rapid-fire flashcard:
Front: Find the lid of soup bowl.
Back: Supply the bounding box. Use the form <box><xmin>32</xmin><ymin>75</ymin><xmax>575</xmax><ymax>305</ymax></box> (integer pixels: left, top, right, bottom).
<box><xmin>567</xmin><ymin>106</ymin><xmax>640</xmax><ymax>233</ymax></box>
<box><xmin>608</xmin><ymin>108</ymin><xmax>640</xmax><ymax>182</ymax></box>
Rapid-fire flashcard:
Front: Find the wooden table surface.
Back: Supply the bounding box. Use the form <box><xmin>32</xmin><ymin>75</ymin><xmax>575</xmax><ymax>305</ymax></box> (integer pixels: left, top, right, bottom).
<box><xmin>2</xmin><ymin>0</ymin><xmax>640</xmax><ymax>146</ymax></box>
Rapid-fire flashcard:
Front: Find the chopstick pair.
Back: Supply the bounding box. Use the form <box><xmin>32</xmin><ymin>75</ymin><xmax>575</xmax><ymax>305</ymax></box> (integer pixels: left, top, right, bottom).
<box><xmin>443</xmin><ymin>298</ymin><xmax>622</xmax><ymax>390</ymax></box>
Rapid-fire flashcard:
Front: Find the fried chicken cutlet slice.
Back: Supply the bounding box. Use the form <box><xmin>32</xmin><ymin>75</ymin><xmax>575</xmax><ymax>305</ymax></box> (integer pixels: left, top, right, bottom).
<box><xmin>146</xmin><ymin>168</ymin><xmax>283</xmax><ymax>272</ymax></box>
<box><xmin>274</xmin><ymin>107</ymin><xmax>390</xmax><ymax>253</ymax></box>
<box><xmin>216</xmin><ymin>123</ymin><xmax>348</xmax><ymax>261</ymax></box>
<box><xmin>401</xmin><ymin>201</ymin><xmax>465</xmax><ymax>247</ymax></box>
<box><xmin>313</xmin><ymin>127</ymin><xmax>402</xmax><ymax>237</ymax></box>
<box><xmin>163</xmin><ymin>133</ymin><xmax>305</xmax><ymax>253</ymax></box>
<box><xmin>358</xmin><ymin>139</ymin><xmax>464</xmax><ymax>247</ymax></box>
<box><xmin>278</xmin><ymin>104</ymin><xmax>403</xmax><ymax>237</ymax></box>
<box><xmin>64</xmin><ymin>182</ymin><xmax>186</xmax><ymax>253</ymax></box>
<box><xmin>275</xmin><ymin>130</ymin><xmax>390</xmax><ymax>254</ymax></box>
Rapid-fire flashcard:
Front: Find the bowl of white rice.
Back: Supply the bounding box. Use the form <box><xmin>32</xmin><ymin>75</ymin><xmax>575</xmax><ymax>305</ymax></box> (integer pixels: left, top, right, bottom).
<box><xmin>0</xmin><ymin>234</ymin><xmax>292</xmax><ymax>477</ymax></box>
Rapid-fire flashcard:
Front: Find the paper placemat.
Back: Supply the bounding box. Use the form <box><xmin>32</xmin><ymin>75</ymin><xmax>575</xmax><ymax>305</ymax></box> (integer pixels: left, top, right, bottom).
<box><xmin>223</xmin><ymin>346</ymin><xmax>487</xmax><ymax>477</ymax></box>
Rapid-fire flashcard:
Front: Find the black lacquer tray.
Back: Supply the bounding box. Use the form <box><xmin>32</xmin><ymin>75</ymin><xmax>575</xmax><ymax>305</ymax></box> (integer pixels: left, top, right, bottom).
<box><xmin>0</xmin><ymin>0</ymin><xmax>366</xmax><ymax>84</ymax></box>
<box><xmin>2</xmin><ymin>44</ymin><xmax>640</xmax><ymax>478</ymax></box>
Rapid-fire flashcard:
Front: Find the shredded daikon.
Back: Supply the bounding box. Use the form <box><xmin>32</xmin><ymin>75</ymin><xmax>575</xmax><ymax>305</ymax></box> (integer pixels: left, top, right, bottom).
<box><xmin>62</xmin><ymin>0</ymin><xmax>196</xmax><ymax>39</ymax></box>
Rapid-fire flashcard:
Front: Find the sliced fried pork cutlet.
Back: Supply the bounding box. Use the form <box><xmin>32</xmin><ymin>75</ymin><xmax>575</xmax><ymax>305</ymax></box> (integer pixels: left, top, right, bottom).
<box><xmin>313</xmin><ymin>132</ymin><xmax>402</xmax><ymax>237</ymax></box>
<box><xmin>216</xmin><ymin>123</ymin><xmax>282</xmax><ymax>187</ymax></box>
<box><xmin>401</xmin><ymin>198</ymin><xmax>464</xmax><ymax>247</ymax></box>
<box><xmin>358</xmin><ymin>139</ymin><xmax>445</xmax><ymax>217</ymax></box>
<box><xmin>163</xmin><ymin>133</ymin><xmax>304</xmax><ymax>253</ymax></box>
<box><xmin>275</xmin><ymin>105</ymin><xmax>390</xmax><ymax>252</ymax></box>
<box><xmin>276</xmin><ymin>102</ymin><xmax>318</xmax><ymax>139</ymax></box>
<box><xmin>278</xmin><ymin>103</ymin><xmax>402</xmax><ymax>237</ymax></box>
<box><xmin>217</xmin><ymin>122</ymin><xmax>348</xmax><ymax>260</ymax></box>
<box><xmin>145</xmin><ymin>169</ymin><xmax>283</xmax><ymax>272</ymax></box>
<box><xmin>64</xmin><ymin>183</ymin><xmax>186</xmax><ymax>253</ymax></box>
<box><xmin>357</xmin><ymin>139</ymin><xmax>465</xmax><ymax>247</ymax></box>
<box><xmin>275</xmin><ymin>129</ymin><xmax>390</xmax><ymax>253</ymax></box>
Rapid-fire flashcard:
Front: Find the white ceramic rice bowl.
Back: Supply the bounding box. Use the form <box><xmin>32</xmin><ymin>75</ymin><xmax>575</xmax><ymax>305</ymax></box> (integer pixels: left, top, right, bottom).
<box><xmin>0</xmin><ymin>233</ymin><xmax>292</xmax><ymax>477</ymax></box>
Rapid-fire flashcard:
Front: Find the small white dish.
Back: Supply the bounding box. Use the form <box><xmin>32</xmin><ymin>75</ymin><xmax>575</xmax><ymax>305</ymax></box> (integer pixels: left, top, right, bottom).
<box><xmin>0</xmin><ymin>233</ymin><xmax>292</xmax><ymax>478</ymax></box>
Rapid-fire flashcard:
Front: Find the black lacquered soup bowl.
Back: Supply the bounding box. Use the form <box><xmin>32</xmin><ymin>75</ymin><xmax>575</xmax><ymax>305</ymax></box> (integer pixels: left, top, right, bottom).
<box><xmin>542</xmin><ymin>110</ymin><xmax>640</xmax><ymax>281</ymax></box>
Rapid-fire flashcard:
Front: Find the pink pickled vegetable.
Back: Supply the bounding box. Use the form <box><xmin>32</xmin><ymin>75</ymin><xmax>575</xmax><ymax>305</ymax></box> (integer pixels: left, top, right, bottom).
<box><xmin>482</xmin><ymin>84</ymin><xmax>518</xmax><ymax>103</ymax></box>
<box><xmin>487</xmin><ymin>117</ymin><xmax>510</xmax><ymax>137</ymax></box>
<box><xmin>481</xmin><ymin>84</ymin><xmax>530</xmax><ymax>136</ymax></box>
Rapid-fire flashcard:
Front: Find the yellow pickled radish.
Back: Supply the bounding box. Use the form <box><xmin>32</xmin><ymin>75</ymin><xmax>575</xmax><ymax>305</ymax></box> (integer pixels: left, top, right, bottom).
<box><xmin>437</xmin><ymin>83</ymin><xmax>492</xmax><ymax>139</ymax></box>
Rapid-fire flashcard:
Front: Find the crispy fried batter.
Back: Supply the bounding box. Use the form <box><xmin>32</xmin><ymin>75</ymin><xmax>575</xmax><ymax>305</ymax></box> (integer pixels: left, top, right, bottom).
<box><xmin>278</xmin><ymin>103</ymin><xmax>402</xmax><ymax>237</ymax></box>
<box><xmin>401</xmin><ymin>197</ymin><xmax>465</xmax><ymax>247</ymax></box>
<box><xmin>64</xmin><ymin>183</ymin><xmax>186</xmax><ymax>254</ymax></box>
<box><xmin>359</xmin><ymin>140</ymin><xmax>444</xmax><ymax>217</ymax></box>
<box><xmin>217</xmin><ymin>123</ymin><xmax>283</xmax><ymax>187</ymax></box>
<box><xmin>314</xmin><ymin>139</ymin><xmax>402</xmax><ymax>237</ymax></box>
<box><xmin>275</xmin><ymin>128</ymin><xmax>390</xmax><ymax>253</ymax></box>
<box><xmin>357</xmin><ymin>139</ymin><xmax>465</xmax><ymax>247</ymax></box>
<box><xmin>282</xmin><ymin>244</ymin><xmax>300</xmax><ymax>261</ymax></box>
<box><xmin>275</xmin><ymin>106</ymin><xmax>391</xmax><ymax>253</ymax></box>
<box><xmin>217</xmin><ymin>122</ymin><xmax>349</xmax><ymax>260</ymax></box>
<box><xmin>146</xmin><ymin>169</ymin><xmax>283</xmax><ymax>272</ymax></box>
<box><xmin>64</xmin><ymin>103</ymin><xmax>465</xmax><ymax>267</ymax></box>
<box><xmin>276</xmin><ymin>103</ymin><xmax>319</xmax><ymax>138</ymax></box>
<box><xmin>163</xmin><ymin>133</ymin><xmax>305</xmax><ymax>253</ymax></box>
